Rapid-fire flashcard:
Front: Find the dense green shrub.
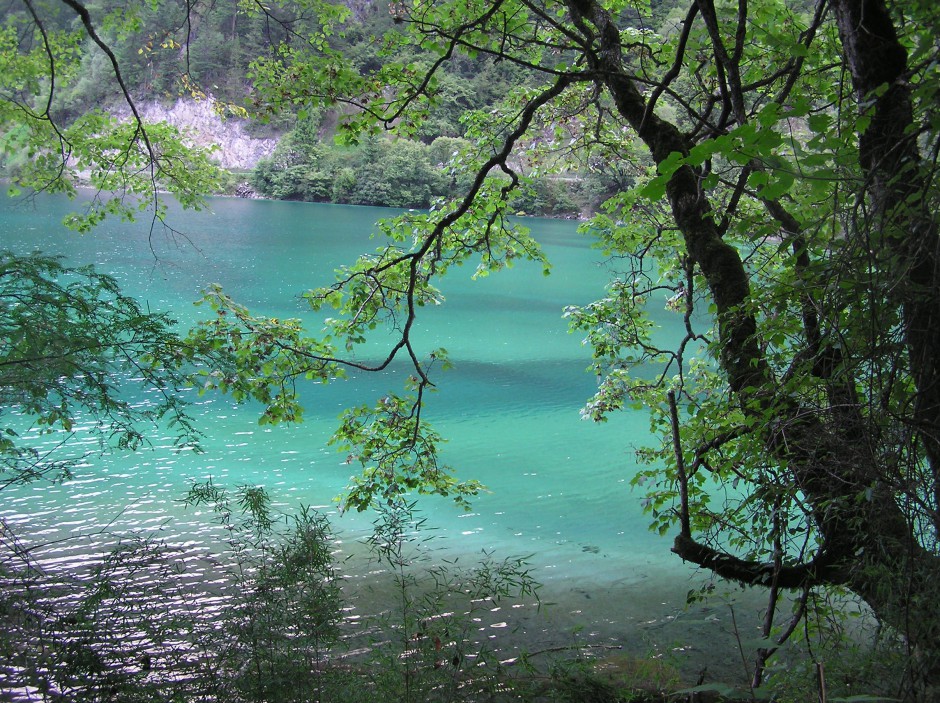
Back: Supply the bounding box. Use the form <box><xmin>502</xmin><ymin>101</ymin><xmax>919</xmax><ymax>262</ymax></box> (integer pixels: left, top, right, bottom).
<box><xmin>252</xmin><ymin>133</ymin><xmax>446</xmax><ymax>208</ymax></box>
<box><xmin>250</xmin><ymin>127</ymin><xmax>591</xmax><ymax>216</ymax></box>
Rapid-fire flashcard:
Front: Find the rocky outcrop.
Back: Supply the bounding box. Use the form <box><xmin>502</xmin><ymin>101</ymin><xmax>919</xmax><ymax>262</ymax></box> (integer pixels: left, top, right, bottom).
<box><xmin>232</xmin><ymin>182</ymin><xmax>258</xmax><ymax>198</ymax></box>
<box><xmin>121</xmin><ymin>97</ymin><xmax>279</xmax><ymax>171</ymax></box>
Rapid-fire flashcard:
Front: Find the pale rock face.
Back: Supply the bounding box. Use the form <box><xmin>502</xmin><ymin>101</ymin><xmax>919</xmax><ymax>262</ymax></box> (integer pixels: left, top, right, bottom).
<box><xmin>124</xmin><ymin>98</ymin><xmax>279</xmax><ymax>171</ymax></box>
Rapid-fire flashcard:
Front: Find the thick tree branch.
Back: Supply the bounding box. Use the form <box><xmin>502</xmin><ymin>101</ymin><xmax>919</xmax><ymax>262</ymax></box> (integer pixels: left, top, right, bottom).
<box><xmin>695</xmin><ymin>0</ymin><xmax>746</xmax><ymax>124</ymax></box>
<box><xmin>671</xmin><ymin>533</ymin><xmax>840</xmax><ymax>589</ymax></box>
<box><xmin>641</xmin><ymin>2</ymin><xmax>699</xmax><ymax>133</ymax></box>
<box><xmin>567</xmin><ymin>0</ymin><xmax>771</xmax><ymax>399</ymax></box>
<box><xmin>667</xmin><ymin>390</ymin><xmax>691</xmax><ymax>537</ymax></box>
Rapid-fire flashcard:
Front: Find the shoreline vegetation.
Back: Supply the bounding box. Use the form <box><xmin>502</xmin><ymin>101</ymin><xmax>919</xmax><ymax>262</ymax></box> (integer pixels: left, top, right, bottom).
<box><xmin>210</xmin><ymin>115</ymin><xmax>610</xmax><ymax>220</ymax></box>
<box><xmin>0</xmin><ymin>478</ymin><xmax>771</xmax><ymax>703</ymax></box>
<box><xmin>65</xmin><ymin>95</ymin><xmax>611</xmax><ymax>220</ymax></box>
<box><xmin>221</xmin><ymin>164</ymin><xmax>597</xmax><ymax>222</ymax></box>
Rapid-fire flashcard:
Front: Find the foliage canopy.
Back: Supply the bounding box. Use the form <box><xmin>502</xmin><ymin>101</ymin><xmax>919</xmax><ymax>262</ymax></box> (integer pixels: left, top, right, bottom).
<box><xmin>234</xmin><ymin>0</ymin><xmax>940</xmax><ymax>691</ymax></box>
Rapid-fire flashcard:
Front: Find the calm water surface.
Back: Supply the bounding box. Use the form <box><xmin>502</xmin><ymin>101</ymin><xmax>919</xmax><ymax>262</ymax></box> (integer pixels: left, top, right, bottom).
<box><xmin>0</xmin><ymin>193</ymin><xmax>754</xmax><ymax>674</ymax></box>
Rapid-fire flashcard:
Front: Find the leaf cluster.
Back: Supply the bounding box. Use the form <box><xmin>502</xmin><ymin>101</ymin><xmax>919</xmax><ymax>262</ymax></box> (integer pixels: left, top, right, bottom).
<box><xmin>0</xmin><ymin>251</ymin><xmax>200</xmax><ymax>488</ymax></box>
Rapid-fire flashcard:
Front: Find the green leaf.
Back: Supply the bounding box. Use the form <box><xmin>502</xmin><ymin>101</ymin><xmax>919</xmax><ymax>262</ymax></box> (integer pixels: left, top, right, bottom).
<box><xmin>808</xmin><ymin>113</ymin><xmax>833</xmax><ymax>133</ymax></box>
<box><xmin>640</xmin><ymin>175</ymin><xmax>669</xmax><ymax>200</ymax></box>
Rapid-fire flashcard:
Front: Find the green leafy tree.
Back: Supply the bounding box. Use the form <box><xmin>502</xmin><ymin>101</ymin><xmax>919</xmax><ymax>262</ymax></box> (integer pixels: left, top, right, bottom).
<box><xmin>344</xmin><ymin>136</ymin><xmax>442</xmax><ymax>208</ymax></box>
<box><xmin>236</xmin><ymin>0</ymin><xmax>940</xmax><ymax>696</ymax></box>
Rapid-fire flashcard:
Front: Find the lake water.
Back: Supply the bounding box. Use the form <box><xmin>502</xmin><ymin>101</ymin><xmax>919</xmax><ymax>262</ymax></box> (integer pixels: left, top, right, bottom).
<box><xmin>0</xmin><ymin>193</ymin><xmax>760</xmax><ymax>680</ymax></box>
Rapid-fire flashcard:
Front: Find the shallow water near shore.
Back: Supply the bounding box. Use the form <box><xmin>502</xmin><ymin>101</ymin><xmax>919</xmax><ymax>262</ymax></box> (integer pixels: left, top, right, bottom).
<box><xmin>0</xmin><ymin>193</ymin><xmax>764</xmax><ymax>683</ymax></box>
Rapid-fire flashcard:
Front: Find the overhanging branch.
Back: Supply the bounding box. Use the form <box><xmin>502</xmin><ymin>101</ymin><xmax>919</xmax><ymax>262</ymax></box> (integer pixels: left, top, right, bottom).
<box><xmin>671</xmin><ymin>532</ymin><xmax>840</xmax><ymax>589</ymax></box>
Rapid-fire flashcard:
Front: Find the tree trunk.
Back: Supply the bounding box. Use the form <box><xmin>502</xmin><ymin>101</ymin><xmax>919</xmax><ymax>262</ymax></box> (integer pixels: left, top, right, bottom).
<box><xmin>566</xmin><ymin>0</ymin><xmax>940</xmax><ymax>666</ymax></box>
<box><xmin>831</xmin><ymin>0</ymin><xmax>940</xmax><ymax>539</ymax></box>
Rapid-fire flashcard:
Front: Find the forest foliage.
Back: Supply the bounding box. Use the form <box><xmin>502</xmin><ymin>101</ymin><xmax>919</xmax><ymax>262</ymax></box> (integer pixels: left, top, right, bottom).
<box><xmin>0</xmin><ymin>0</ymin><xmax>638</xmax><ymax>215</ymax></box>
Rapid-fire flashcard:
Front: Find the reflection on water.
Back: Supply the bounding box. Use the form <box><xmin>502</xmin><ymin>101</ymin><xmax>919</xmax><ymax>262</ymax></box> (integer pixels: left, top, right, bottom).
<box><xmin>0</xmin><ymin>193</ymin><xmax>761</xmax><ymax>682</ymax></box>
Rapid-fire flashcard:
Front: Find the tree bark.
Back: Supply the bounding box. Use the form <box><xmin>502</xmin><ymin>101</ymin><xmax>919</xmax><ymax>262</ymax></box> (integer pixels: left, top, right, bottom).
<box><xmin>831</xmin><ymin>0</ymin><xmax>940</xmax><ymax>537</ymax></box>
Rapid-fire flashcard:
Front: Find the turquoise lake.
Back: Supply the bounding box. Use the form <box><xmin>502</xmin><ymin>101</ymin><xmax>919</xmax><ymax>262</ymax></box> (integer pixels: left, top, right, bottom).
<box><xmin>0</xmin><ymin>193</ymin><xmax>759</xmax><ymax>675</ymax></box>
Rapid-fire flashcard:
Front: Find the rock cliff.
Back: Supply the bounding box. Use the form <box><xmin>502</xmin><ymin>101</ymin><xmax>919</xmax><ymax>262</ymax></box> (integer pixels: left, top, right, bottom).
<box><xmin>124</xmin><ymin>97</ymin><xmax>279</xmax><ymax>171</ymax></box>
